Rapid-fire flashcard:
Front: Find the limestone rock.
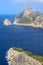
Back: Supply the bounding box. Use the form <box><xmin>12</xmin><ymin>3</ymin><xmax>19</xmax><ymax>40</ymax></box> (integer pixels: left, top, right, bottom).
<box><xmin>6</xmin><ymin>48</ymin><xmax>42</xmax><ymax>65</ymax></box>
<box><xmin>14</xmin><ymin>6</ymin><xmax>43</xmax><ymax>28</ymax></box>
<box><xmin>4</xmin><ymin>19</ymin><xmax>11</xmax><ymax>25</ymax></box>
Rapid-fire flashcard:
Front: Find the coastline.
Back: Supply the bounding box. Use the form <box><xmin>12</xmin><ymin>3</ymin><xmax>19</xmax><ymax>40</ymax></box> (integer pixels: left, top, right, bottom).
<box><xmin>6</xmin><ymin>47</ymin><xmax>43</xmax><ymax>65</ymax></box>
<box><xmin>14</xmin><ymin>21</ymin><xmax>43</xmax><ymax>28</ymax></box>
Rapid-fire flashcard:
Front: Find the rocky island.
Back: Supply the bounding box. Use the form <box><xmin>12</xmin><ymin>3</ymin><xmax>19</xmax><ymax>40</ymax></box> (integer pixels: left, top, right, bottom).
<box><xmin>6</xmin><ymin>47</ymin><xmax>43</xmax><ymax>65</ymax></box>
<box><xmin>14</xmin><ymin>6</ymin><xmax>43</xmax><ymax>28</ymax></box>
<box><xmin>4</xmin><ymin>19</ymin><xmax>11</xmax><ymax>25</ymax></box>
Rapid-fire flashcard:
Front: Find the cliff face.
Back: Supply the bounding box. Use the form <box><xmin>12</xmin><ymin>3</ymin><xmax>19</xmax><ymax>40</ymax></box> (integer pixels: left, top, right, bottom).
<box><xmin>6</xmin><ymin>48</ymin><xmax>42</xmax><ymax>65</ymax></box>
<box><xmin>14</xmin><ymin>6</ymin><xmax>43</xmax><ymax>28</ymax></box>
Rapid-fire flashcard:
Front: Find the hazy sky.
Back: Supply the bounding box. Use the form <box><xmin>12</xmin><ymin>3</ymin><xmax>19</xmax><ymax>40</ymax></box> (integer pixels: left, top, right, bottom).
<box><xmin>0</xmin><ymin>0</ymin><xmax>43</xmax><ymax>15</ymax></box>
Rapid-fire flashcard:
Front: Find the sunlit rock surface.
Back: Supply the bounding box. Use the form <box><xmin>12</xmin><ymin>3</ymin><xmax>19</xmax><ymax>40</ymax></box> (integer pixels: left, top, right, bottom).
<box><xmin>4</xmin><ymin>19</ymin><xmax>11</xmax><ymax>25</ymax></box>
<box><xmin>14</xmin><ymin>6</ymin><xmax>43</xmax><ymax>28</ymax></box>
<box><xmin>6</xmin><ymin>48</ymin><xmax>42</xmax><ymax>65</ymax></box>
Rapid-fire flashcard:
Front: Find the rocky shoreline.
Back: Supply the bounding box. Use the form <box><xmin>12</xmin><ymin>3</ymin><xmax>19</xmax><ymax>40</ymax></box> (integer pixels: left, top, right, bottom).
<box><xmin>6</xmin><ymin>47</ymin><xmax>43</xmax><ymax>65</ymax></box>
<box><xmin>14</xmin><ymin>21</ymin><xmax>43</xmax><ymax>28</ymax></box>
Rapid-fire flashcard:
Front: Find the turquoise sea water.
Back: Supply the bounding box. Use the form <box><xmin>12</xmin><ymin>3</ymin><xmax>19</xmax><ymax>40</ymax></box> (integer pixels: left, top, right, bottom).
<box><xmin>0</xmin><ymin>15</ymin><xmax>43</xmax><ymax>65</ymax></box>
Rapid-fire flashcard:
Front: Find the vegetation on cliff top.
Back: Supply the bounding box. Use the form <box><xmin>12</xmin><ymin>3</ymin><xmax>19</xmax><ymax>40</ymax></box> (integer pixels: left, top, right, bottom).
<box><xmin>13</xmin><ymin>47</ymin><xmax>43</xmax><ymax>65</ymax></box>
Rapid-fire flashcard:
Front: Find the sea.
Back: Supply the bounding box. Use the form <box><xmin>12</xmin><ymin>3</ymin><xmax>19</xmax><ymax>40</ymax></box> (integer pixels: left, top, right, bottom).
<box><xmin>0</xmin><ymin>15</ymin><xmax>43</xmax><ymax>65</ymax></box>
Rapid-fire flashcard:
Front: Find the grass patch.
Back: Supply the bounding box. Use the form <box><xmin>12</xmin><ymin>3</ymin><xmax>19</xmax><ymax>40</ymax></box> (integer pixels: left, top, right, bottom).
<box><xmin>13</xmin><ymin>47</ymin><xmax>24</xmax><ymax>52</ymax></box>
<box><xmin>32</xmin><ymin>55</ymin><xmax>43</xmax><ymax>62</ymax></box>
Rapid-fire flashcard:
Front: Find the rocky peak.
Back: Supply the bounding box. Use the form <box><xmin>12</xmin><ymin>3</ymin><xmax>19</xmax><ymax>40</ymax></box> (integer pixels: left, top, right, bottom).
<box><xmin>24</xmin><ymin>6</ymin><xmax>32</xmax><ymax>11</ymax></box>
<box><xmin>14</xmin><ymin>6</ymin><xmax>43</xmax><ymax>28</ymax></box>
<box><xmin>23</xmin><ymin>6</ymin><xmax>33</xmax><ymax>17</ymax></box>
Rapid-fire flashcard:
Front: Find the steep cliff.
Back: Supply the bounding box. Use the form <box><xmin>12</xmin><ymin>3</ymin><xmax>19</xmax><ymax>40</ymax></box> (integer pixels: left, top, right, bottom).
<box><xmin>6</xmin><ymin>48</ymin><xmax>43</xmax><ymax>65</ymax></box>
<box><xmin>14</xmin><ymin>6</ymin><xmax>43</xmax><ymax>28</ymax></box>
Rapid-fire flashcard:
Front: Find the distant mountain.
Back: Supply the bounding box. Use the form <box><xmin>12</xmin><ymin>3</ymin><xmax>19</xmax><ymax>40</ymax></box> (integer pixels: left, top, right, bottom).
<box><xmin>14</xmin><ymin>6</ymin><xmax>43</xmax><ymax>28</ymax></box>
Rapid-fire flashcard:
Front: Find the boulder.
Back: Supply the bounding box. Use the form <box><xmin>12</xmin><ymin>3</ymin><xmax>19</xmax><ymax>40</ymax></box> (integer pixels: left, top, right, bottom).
<box><xmin>4</xmin><ymin>19</ymin><xmax>11</xmax><ymax>25</ymax></box>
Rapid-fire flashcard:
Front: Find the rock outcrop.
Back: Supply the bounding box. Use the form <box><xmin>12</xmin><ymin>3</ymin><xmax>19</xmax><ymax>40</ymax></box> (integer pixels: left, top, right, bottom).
<box><xmin>6</xmin><ymin>48</ymin><xmax>42</xmax><ymax>65</ymax></box>
<box><xmin>14</xmin><ymin>6</ymin><xmax>43</xmax><ymax>28</ymax></box>
<box><xmin>4</xmin><ymin>19</ymin><xmax>11</xmax><ymax>25</ymax></box>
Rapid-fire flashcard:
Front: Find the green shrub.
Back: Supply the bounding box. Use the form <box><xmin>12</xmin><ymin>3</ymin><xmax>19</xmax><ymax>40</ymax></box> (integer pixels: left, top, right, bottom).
<box><xmin>18</xmin><ymin>17</ymin><xmax>32</xmax><ymax>24</ymax></box>
<box><xmin>13</xmin><ymin>47</ymin><xmax>24</xmax><ymax>52</ymax></box>
<box><xmin>42</xmin><ymin>63</ymin><xmax>43</xmax><ymax>65</ymax></box>
<box><xmin>32</xmin><ymin>55</ymin><xmax>43</xmax><ymax>62</ymax></box>
<box><xmin>24</xmin><ymin>51</ymin><xmax>32</xmax><ymax>56</ymax></box>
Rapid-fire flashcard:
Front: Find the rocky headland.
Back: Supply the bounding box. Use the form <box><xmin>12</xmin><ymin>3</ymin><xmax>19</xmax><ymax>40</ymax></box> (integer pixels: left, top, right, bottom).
<box><xmin>14</xmin><ymin>6</ymin><xmax>43</xmax><ymax>28</ymax></box>
<box><xmin>6</xmin><ymin>47</ymin><xmax>43</xmax><ymax>65</ymax></box>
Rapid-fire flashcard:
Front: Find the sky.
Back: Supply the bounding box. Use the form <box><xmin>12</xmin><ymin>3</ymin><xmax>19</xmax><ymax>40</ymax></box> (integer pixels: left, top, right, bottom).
<box><xmin>0</xmin><ymin>0</ymin><xmax>43</xmax><ymax>15</ymax></box>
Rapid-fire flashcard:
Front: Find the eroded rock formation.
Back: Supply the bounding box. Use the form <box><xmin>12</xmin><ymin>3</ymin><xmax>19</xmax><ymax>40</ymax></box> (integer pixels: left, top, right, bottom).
<box><xmin>6</xmin><ymin>48</ymin><xmax>42</xmax><ymax>65</ymax></box>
